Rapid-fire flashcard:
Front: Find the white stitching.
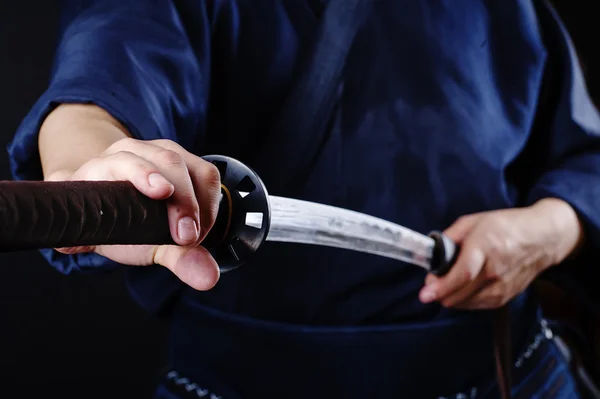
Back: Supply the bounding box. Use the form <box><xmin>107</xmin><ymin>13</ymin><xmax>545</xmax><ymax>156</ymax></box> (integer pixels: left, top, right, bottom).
<box><xmin>167</xmin><ymin>322</ymin><xmax>554</xmax><ymax>399</ymax></box>
<box><xmin>440</xmin><ymin>320</ymin><xmax>553</xmax><ymax>398</ymax></box>
<box><xmin>166</xmin><ymin>370</ymin><xmax>221</xmax><ymax>398</ymax></box>
<box><xmin>514</xmin><ymin>320</ymin><xmax>552</xmax><ymax>369</ymax></box>
<box><xmin>437</xmin><ymin>387</ymin><xmax>478</xmax><ymax>399</ymax></box>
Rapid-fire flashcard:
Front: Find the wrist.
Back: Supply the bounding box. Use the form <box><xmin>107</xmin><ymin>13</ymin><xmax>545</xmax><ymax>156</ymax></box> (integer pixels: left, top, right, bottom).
<box><xmin>41</xmin><ymin>103</ymin><xmax>130</xmax><ymax>137</ymax></box>
<box><xmin>38</xmin><ymin>103</ymin><xmax>131</xmax><ymax>181</ymax></box>
<box><xmin>530</xmin><ymin>197</ymin><xmax>585</xmax><ymax>264</ymax></box>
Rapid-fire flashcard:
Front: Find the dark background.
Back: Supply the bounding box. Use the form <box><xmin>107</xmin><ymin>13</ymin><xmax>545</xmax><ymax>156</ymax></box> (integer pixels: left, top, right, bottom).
<box><xmin>0</xmin><ymin>1</ymin><xmax>597</xmax><ymax>398</ymax></box>
<box><xmin>0</xmin><ymin>2</ymin><xmax>168</xmax><ymax>398</ymax></box>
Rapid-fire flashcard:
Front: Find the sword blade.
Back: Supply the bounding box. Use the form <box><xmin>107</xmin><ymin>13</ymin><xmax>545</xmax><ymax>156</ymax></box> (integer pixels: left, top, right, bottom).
<box><xmin>245</xmin><ymin>195</ymin><xmax>435</xmax><ymax>270</ymax></box>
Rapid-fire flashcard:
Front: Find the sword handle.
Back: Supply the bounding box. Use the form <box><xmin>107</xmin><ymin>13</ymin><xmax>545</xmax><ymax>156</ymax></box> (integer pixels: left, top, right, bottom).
<box><xmin>0</xmin><ymin>155</ymin><xmax>270</xmax><ymax>272</ymax></box>
<box><xmin>427</xmin><ymin>231</ymin><xmax>459</xmax><ymax>276</ymax></box>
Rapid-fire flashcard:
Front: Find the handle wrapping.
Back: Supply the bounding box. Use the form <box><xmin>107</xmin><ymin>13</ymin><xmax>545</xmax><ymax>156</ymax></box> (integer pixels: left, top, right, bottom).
<box><xmin>0</xmin><ymin>180</ymin><xmax>173</xmax><ymax>252</ymax></box>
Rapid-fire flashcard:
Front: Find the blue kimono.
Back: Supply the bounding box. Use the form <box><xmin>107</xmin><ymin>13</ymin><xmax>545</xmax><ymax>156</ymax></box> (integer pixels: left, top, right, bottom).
<box><xmin>7</xmin><ymin>0</ymin><xmax>600</xmax><ymax>397</ymax></box>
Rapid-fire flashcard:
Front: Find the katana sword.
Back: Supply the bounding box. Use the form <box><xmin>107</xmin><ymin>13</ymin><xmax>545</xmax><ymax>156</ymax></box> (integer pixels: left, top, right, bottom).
<box><xmin>0</xmin><ymin>155</ymin><xmax>458</xmax><ymax>275</ymax></box>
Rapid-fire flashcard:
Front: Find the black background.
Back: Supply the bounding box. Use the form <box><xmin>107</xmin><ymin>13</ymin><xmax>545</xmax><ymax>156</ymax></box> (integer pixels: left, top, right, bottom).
<box><xmin>0</xmin><ymin>2</ymin><xmax>167</xmax><ymax>398</ymax></box>
<box><xmin>0</xmin><ymin>1</ymin><xmax>597</xmax><ymax>398</ymax></box>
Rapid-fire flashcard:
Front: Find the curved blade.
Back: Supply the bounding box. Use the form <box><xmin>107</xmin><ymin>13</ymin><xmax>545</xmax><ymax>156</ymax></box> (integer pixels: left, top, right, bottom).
<box><xmin>245</xmin><ymin>196</ymin><xmax>434</xmax><ymax>270</ymax></box>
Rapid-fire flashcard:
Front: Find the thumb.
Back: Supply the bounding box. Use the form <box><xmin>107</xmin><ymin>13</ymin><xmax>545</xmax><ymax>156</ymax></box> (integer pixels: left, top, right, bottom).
<box><xmin>153</xmin><ymin>245</ymin><xmax>220</xmax><ymax>291</ymax></box>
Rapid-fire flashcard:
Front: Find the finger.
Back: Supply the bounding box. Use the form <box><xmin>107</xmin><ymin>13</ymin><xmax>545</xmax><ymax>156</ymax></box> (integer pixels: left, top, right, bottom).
<box><xmin>419</xmin><ymin>244</ymin><xmax>486</xmax><ymax>303</ymax></box>
<box><xmin>105</xmin><ymin>140</ymin><xmax>202</xmax><ymax>246</ymax></box>
<box><xmin>153</xmin><ymin>244</ymin><xmax>220</xmax><ymax>290</ymax></box>
<box><xmin>76</xmin><ymin>151</ymin><xmax>175</xmax><ymax>200</ymax></box>
<box><xmin>425</xmin><ymin>273</ymin><xmax>435</xmax><ymax>286</ymax></box>
<box><xmin>422</xmin><ymin>213</ymin><xmax>482</xmax><ymax>289</ymax></box>
<box><xmin>92</xmin><ymin>243</ymin><xmax>220</xmax><ymax>290</ymax></box>
<box><xmin>453</xmin><ymin>265</ymin><xmax>537</xmax><ymax>310</ymax></box>
<box><xmin>439</xmin><ymin>266</ymin><xmax>488</xmax><ymax>308</ymax></box>
<box><xmin>55</xmin><ymin>245</ymin><xmax>96</xmax><ymax>255</ymax></box>
<box><xmin>173</xmin><ymin>154</ymin><xmax>221</xmax><ymax>240</ymax></box>
<box><xmin>443</xmin><ymin>214</ymin><xmax>481</xmax><ymax>242</ymax></box>
<box><xmin>149</xmin><ymin>139</ymin><xmax>222</xmax><ymax>241</ymax></box>
<box><xmin>451</xmin><ymin>282</ymin><xmax>504</xmax><ymax>310</ymax></box>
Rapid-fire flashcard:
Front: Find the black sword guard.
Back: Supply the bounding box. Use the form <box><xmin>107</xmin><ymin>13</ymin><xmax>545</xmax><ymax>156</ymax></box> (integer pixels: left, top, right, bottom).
<box><xmin>427</xmin><ymin>230</ymin><xmax>459</xmax><ymax>276</ymax></box>
<box><xmin>202</xmin><ymin>155</ymin><xmax>271</xmax><ymax>272</ymax></box>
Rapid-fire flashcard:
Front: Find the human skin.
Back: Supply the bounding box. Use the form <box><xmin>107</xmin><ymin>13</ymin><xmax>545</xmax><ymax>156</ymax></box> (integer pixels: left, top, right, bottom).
<box><xmin>38</xmin><ymin>103</ymin><xmax>222</xmax><ymax>291</ymax></box>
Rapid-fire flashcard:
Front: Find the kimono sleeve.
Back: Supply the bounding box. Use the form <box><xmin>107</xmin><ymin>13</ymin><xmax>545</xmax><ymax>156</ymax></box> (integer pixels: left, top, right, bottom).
<box><xmin>525</xmin><ymin>1</ymin><xmax>600</xmax><ymax>311</ymax></box>
<box><xmin>6</xmin><ymin>0</ymin><xmax>211</xmax><ymax>274</ymax></box>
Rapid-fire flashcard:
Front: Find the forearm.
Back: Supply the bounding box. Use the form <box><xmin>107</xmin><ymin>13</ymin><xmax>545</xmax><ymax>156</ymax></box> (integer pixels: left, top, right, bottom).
<box><xmin>38</xmin><ymin>103</ymin><xmax>131</xmax><ymax>180</ymax></box>
<box><xmin>5</xmin><ymin>0</ymin><xmax>209</xmax><ymax>276</ymax></box>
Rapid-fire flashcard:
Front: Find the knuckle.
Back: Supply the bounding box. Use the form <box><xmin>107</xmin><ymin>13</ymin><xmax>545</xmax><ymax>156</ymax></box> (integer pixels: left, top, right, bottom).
<box><xmin>197</xmin><ymin>163</ymin><xmax>222</xmax><ymax>229</ymax></box>
<box><xmin>131</xmin><ymin>163</ymin><xmax>156</xmax><ymax>180</ymax></box>
<box><xmin>501</xmin><ymin>237</ymin><xmax>518</xmax><ymax>254</ymax></box>
<box><xmin>201</xmin><ymin>162</ymin><xmax>222</xmax><ymax>188</ymax></box>
<box><xmin>176</xmin><ymin>191</ymin><xmax>201</xmax><ymax>215</ymax></box>
<box><xmin>118</xmin><ymin>136</ymin><xmax>138</xmax><ymax>147</ymax></box>
<box><xmin>486</xmin><ymin>243</ymin><xmax>502</xmax><ymax>259</ymax></box>
<box><xmin>454</xmin><ymin>215</ymin><xmax>473</xmax><ymax>226</ymax></box>
<box><xmin>461</xmin><ymin>248</ymin><xmax>484</xmax><ymax>280</ymax></box>
<box><xmin>105</xmin><ymin>151</ymin><xmax>159</xmax><ymax>181</ymax></box>
<box><xmin>455</xmin><ymin>215</ymin><xmax>473</xmax><ymax>226</ymax></box>
<box><xmin>463</xmin><ymin>266</ymin><xmax>477</xmax><ymax>282</ymax></box>
<box><xmin>493</xmin><ymin>235</ymin><xmax>511</xmax><ymax>252</ymax></box>
<box><xmin>484</xmin><ymin>263</ymin><xmax>502</xmax><ymax>281</ymax></box>
<box><xmin>485</xmin><ymin>239</ymin><xmax>513</xmax><ymax>265</ymax></box>
<box><xmin>152</xmin><ymin>139</ymin><xmax>182</xmax><ymax>152</ymax></box>
<box><xmin>107</xmin><ymin>150</ymin><xmax>136</xmax><ymax>162</ymax></box>
<box><xmin>108</xmin><ymin>137</ymin><xmax>137</xmax><ymax>152</ymax></box>
<box><xmin>82</xmin><ymin>156</ymin><xmax>103</xmax><ymax>170</ymax></box>
<box><xmin>76</xmin><ymin>158</ymin><xmax>107</xmax><ymax>180</ymax></box>
<box><xmin>177</xmin><ymin>189</ymin><xmax>198</xmax><ymax>204</ymax></box>
<box><xmin>155</xmin><ymin>149</ymin><xmax>185</xmax><ymax>168</ymax></box>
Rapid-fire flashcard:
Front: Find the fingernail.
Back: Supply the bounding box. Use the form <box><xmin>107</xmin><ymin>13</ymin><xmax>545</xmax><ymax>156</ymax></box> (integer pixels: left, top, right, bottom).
<box><xmin>420</xmin><ymin>288</ymin><xmax>437</xmax><ymax>303</ymax></box>
<box><xmin>148</xmin><ymin>173</ymin><xmax>171</xmax><ymax>188</ymax></box>
<box><xmin>178</xmin><ymin>217</ymin><xmax>198</xmax><ymax>242</ymax></box>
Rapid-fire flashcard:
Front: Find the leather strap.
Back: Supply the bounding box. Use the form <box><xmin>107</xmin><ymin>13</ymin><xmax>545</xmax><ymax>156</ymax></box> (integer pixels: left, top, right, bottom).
<box><xmin>492</xmin><ymin>306</ymin><xmax>512</xmax><ymax>399</ymax></box>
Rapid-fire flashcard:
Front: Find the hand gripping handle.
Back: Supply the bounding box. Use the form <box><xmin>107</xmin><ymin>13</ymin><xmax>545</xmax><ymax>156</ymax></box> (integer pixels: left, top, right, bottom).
<box><xmin>0</xmin><ymin>155</ymin><xmax>271</xmax><ymax>272</ymax></box>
